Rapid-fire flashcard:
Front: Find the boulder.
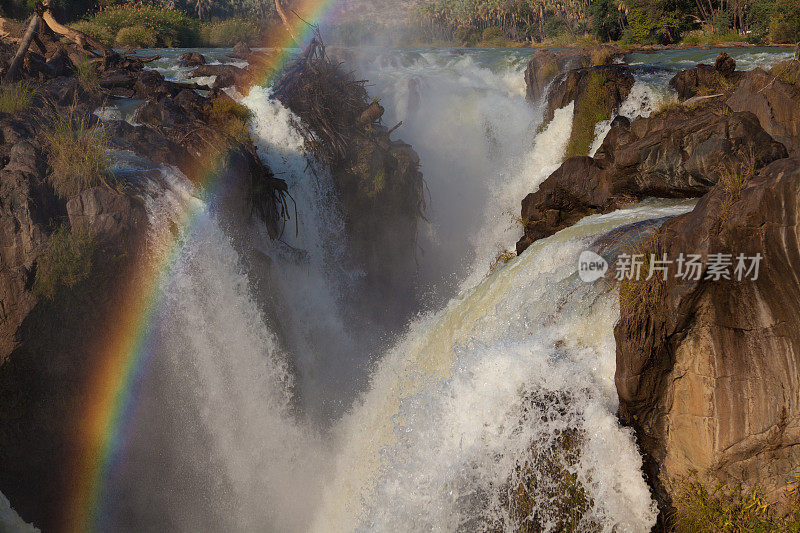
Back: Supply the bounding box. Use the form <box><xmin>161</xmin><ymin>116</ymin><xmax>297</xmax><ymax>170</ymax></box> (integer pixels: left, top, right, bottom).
<box><xmin>134</xmin><ymin>69</ymin><xmax>177</xmax><ymax>100</ymax></box>
<box><xmin>178</xmin><ymin>51</ymin><xmax>206</xmax><ymax>67</ymax></box>
<box><xmin>525</xmin><ymin>49</ymin><xmax>589</xmax><ymax>102</ymax></box>
<box><xmin>524</xmin><ymin>47</ymin><xmax>625</xmax><ymax>102</ymax></box>
<box><xmin>190</xmin><ymin>64</ymin><xmax>250</xmax><ymax>90</ymax></box>
<box><xmin>228</xmin><ymin>41</ymin><xmax>252</xmax><ymax>60</ymax></box>
<box><xmin>542</xmin><ymin>64</ymin><xmax>635</xmax><ymax>158</ymax></box>
<box><xmin>615</xmin><ymin>156</ymin><xmax>800</xmax><ymax>516</ymax></box>
<box><xmin>516</xmin><ymin>105</ymin><xmax>788</xmax><ymax>253</ymax></box>
<box><xmin>714</xmin><ymin>51</ymin><xmax>736</xmax><ymax>76</ymax></box>
<box><xmin>66</xmin><ymin>187</ymin><xmax>146</xmax><ymax>247</ymax></box>
<box><xmin>669</xmin><ymin>52</ymin><xmax>743</xmax><ymax>100</ymax></box>
<box><xmin>727</xmin><ymin>61</ymin><xmax>800</xmax><ymax>156</ymax></box>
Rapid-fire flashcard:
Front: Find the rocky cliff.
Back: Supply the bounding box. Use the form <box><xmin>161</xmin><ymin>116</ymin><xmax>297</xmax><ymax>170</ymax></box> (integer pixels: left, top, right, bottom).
<box><xmin>616</xmin><ymin>156</ymin><xmax>800</xmax><ymax>516</ymax></box>
<box><xmin>519</xmin><ymin>51</ymin><xmax>800</xmax><ymax>525</ymax></box>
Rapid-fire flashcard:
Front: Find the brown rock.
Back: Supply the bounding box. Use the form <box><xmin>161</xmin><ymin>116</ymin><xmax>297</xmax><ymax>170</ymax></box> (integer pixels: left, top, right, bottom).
<box><xmin>727</xmin><ymin>62</ymin><xmax>800</xmax><ymax>156</ymax></box>
<box><xmin>191</xmin><ymin>64</ymin><xmax>250</xmax><ymax>90</ymax></box>
<box><xmin>713</xmin><ymin>51</ymin><xmax>736</xmax><ymax>77</ymax></box>
<box><xmin>66</xmin><ymin>187</ymin><xmax>146</xmax><ymax>246</ymax></box>
<box><xmin>545</xmin><ymin>64</ymin><xmax>634</xmax><ymax>120</ymax></box>
<box><xmin>178</xmin><ymin>51</ymin><xmax>206</xmax><ymax>67</ymax></box>
<box><xmin>516</xmin><ymin>105</ymin><xmax>787</xmax><ymax>254</ymax></box>
<box><xmin>615</xmin><ymin>156</ymin><xmax>800</xmax><ymax>517</ymax></box>
<box><xmin>228</xmin><ymin>41</ymin><xmax>252</xmax><ymax>60</ymax></box>
<box><xmin>669</xmin><ymin>58</ymin><xmax>742</xmax><ymax>100</ymax></box>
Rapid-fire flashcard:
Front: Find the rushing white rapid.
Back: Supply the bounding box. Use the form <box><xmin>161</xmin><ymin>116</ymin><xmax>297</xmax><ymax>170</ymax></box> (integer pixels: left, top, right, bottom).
<box><xmin>100</xmin><ymin>50</ymin><xmax>690</xmax><ymax>532</ymax></box>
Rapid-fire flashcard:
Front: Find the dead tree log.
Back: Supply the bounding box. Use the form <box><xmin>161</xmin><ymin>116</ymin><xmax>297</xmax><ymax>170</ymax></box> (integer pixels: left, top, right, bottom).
<box><xmin>4</xmin><ymin>14</ymin><xmax>40</xmax><ymax>83</ymax></box>
<box><xmin>275</xmin><ymin>0</ymin><xmax>300</xmax><ymax>47</ymax></box>
<box><xmin>38</xmin><ymin>0</ymin><xmax>113</xmax><ymax>57</ymax></box>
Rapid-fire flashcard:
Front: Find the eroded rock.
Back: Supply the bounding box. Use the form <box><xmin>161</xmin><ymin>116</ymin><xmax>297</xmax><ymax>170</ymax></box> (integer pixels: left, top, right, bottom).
<box><xmin>615</xmin><ymin>156</ymin><xmax>800</xmax><ymax>517</ymax></box>
<box><xmin>669</xmin><ymin>52</ymin><xmax>743</xmax><ymax>100</ymax></box>
<box><xmin>516</xmin><ymin>104</ymin><xmax>787</xmax><ymax>253</ymax></box>
<box><xmin>727</xmin><ymin>61</ymin><xmax>800</xmax><ymax>156</ymax></box>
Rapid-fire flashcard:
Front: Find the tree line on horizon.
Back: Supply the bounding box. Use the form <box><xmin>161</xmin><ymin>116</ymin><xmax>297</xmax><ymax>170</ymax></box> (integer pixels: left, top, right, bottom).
<box><xmin>0</xmin><ymin>0</ymin><xmax>276</xmax><ymax>22</ymax></box>
<box><xmin>415</xmin><ymin>0</ymin><xmax>800</xmax><ymax>44</ymax></box>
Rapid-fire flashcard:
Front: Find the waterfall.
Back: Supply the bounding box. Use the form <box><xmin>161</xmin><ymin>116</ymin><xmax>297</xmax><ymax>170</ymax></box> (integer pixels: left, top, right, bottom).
<box><xmin>95</xmin><ymin>50</ymin><xmax>693</xmax><ymax>532</ymax></box>
<box><xmin>241</xmin><ymin>88</ymin><xmax>366</xmax><ymax>421</ymax></box>
<box><xmin>310</xmin><ymin>201</ymin><xmax>695</xmax><ymax>532</ymax></box>
<box><xmin>1</xmin><ymin>491</ymin><xmax>37</xmax><ymax>533</ymax></box>
<box><xmin>589</xmin><ymin>73</ymin><xmax>677</xmax><ymax>156</ymax></box>
<box><xmin>104</xmin><ymin>160</ymin><xmax>328</xmax><ymax>532</ymax></box>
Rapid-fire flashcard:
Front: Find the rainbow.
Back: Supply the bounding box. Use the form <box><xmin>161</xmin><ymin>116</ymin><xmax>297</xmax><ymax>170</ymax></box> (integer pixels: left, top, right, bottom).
<box><xmin>65</xmin><ymin>1</ymin><xmax>341</xmax><ymax>530</ymax></box>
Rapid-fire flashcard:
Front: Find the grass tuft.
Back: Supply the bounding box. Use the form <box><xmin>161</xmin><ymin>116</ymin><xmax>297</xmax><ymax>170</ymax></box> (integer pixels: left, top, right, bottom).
<box><xmin>43</xmin><ymin>105</ymin><xmax>112</xmax><ymax>199</ymax></box>
<box><xmin>618</xmin><ymin>231</ymin><xmax>667</xmax><ymax>316</ymax></box>
<box><xmin>208</xmin><ymin>96</ymin><xmax>253</xmax><ymax>144</ymax></box>
<box><xmin>590</xmin><ymin>47</ymin><xmax>616</xmax><ymax>66</ymax></box>
<box><xmin>0</xmin><ymin>82</ymin><xmax>38</xmax><ymax>114</ymax></box>
<box><xmin>566</xmin><ymin>70</ymin><xmax>608</xmax><ymax>158</ymax></box>
<box><xmin>717</xmin><ymin>146</ymin><xmax>756</xmax><ymax>222</ymax></box>
<box><xmin>674</xmin><ymin>476</ymin><xmax>800</xmax><ymax>532</ymax></box>
<box><xmin>33</xmin><ymin>224</ymin><xmax>96</xmax><ymax>300</ymax></box>
<box><xmin>115</xmin><ymin>25</ymin><xmax>157</xmax><ymax>48</ymax></box>
<box><xmin>770</xmin><ymin>60</ymin><xmax>800</xmax><ymax>91</ymax></box>
<box><xmin>199</xmin><ymin>18</ymin><xmax>262</xmax><ymax>47</ymax></box>
<box><xmin>73</xmin><ymin>56</ymin><xmax>101</xmax><ymax>95</ymax></box>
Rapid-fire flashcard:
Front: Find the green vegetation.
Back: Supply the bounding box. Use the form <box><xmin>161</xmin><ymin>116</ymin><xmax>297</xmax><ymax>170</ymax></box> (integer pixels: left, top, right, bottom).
<box><xmin>0</xmin><ymin>82</ymin><xmax>38</xmax><ymax>114</ymax></box>
<box><xmin>76</xmin><ymin>3</ymin><xmax>200</xmax><ymax>47</ymax></box>
<box><xmin>33</xmin><ymin>224</ymin><xmax>96</xmax><ymax>300</ymax></box>
<box><xmin>115</xmin><ymin>24</ymin><xmax>158</xmax><ymax>48</ymax></box>
<box><xmin>73</xmin><ymin>55</ymin><xmax>101</xmax><ymax>94</ymax></box>
<box><xmin>208</xmin><ymin>96</ymin><xmax>253</xmax><ymax>143</ymax></box>
<box><xmin>717</xmin><ymin>147</ymin><xmax>756</xmax><ymax>221</ymax></box>
<box><xmin>772</xmin><ymin>61</ymin><xmax>800</xmax><ymax>91</ymax></box>
<box><xmin>415</xmin><ymin>0</ymin><xmax>799</xmax><ymax>46</ymax></box>
<box><xmin>43</xmin><ymin>105</ymin><xmax>112</xmax><ymax>198</ymax></box>
<box><xmin>6</xmin><ymin>0</ymin><xmax>794</xmax><ymax>47</ymax></box>
<box><xmin>199</xmin><ymin>18</ymin><xmax>262</xmax><ymax>47</ymax></box>
<box><xmin>618</xmin><ymin>231</ymin><xmax>667</xmax><ymax>316</ymax></box>
<box><xmin>674</xmin><ymin>476</ymin><xmax>800</xmax><ymax>532</ymax></box>
<box><xmin>566</xmin><ymin>70</ymin><xmax>608</xmax><ymax>158</ymax></box>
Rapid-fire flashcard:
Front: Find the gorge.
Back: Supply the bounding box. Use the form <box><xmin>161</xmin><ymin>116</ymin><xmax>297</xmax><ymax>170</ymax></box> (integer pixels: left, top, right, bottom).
<box><xmin>0</xmin><ymin>12</ymin><xmax>798</xmax><ymax>532</ymax></box>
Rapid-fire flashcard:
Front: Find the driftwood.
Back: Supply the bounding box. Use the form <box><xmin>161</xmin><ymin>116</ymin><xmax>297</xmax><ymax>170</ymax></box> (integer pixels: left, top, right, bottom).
<box><xmin>2</xmin><ymin>0</ymin><xmax>119</xmax><ymax>83</ymax></box>
<box><xmin>275</xmin><ymin>0</ymin><xmax>300</xmax><ymax>47</ymax></box>
<box><xmin>39</xmin><ymin>0</ymin><xmax>112</xmax><ymax>57</ymax></box>
<box><xmin>4</xmin><ymin>14</ymin><xmax>39</xmax><ymax>83</ymax></box>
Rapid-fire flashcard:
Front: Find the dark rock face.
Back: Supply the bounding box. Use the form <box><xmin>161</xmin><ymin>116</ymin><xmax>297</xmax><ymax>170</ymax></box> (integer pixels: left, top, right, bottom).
<box><xmin>615</xmin><ymin>156</ymin><xmax>800</xmax><ymax>515</ymax></box>
<box><xmin>544</xmin><ymin>64</ymin><xmax>634</xmax><ymax>125</ymax></box>
<box><xmin>178</xmin><ymin>51</ymin><xmax>206</xmax><ymax>67</ymax></box>
<box><xmin>229</xmin><ymin>41</ymin><xmax>252</xmax><ymax>60</ymax></box>
<box><xmin>191</xmin><ymin>64</ymin><xmax>251</xmax><ymax>90</ymax></box>
<box><xmin>727</xmin><ymin>62</ymin><xmax>800</xmax><ymax>156</ymax></box>
<box><xmin>669</xmin><ymin>52</ymin><xmax>743</xmax><ymax>100</ymax></box>
<box><xmin>516</xmin><ymin>105</ymin><xmax>787</xmax><ymax>254</ymax></box>
<box><xmin>524</xmin><ymin>49</ymin><xmax>591</xmax><ymax>102</ymax></box>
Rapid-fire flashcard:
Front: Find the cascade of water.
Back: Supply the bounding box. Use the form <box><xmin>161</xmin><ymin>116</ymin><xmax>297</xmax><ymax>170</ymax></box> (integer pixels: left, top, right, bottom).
<box><xmin>102</xmin><ymin>50</ymin><xmax>696</xmax><ymax>533</ymax></box>
<box><xmin>104</xmin><ymin>162</ymin><xmax>327</xmax><ymax>532</ymax></box>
